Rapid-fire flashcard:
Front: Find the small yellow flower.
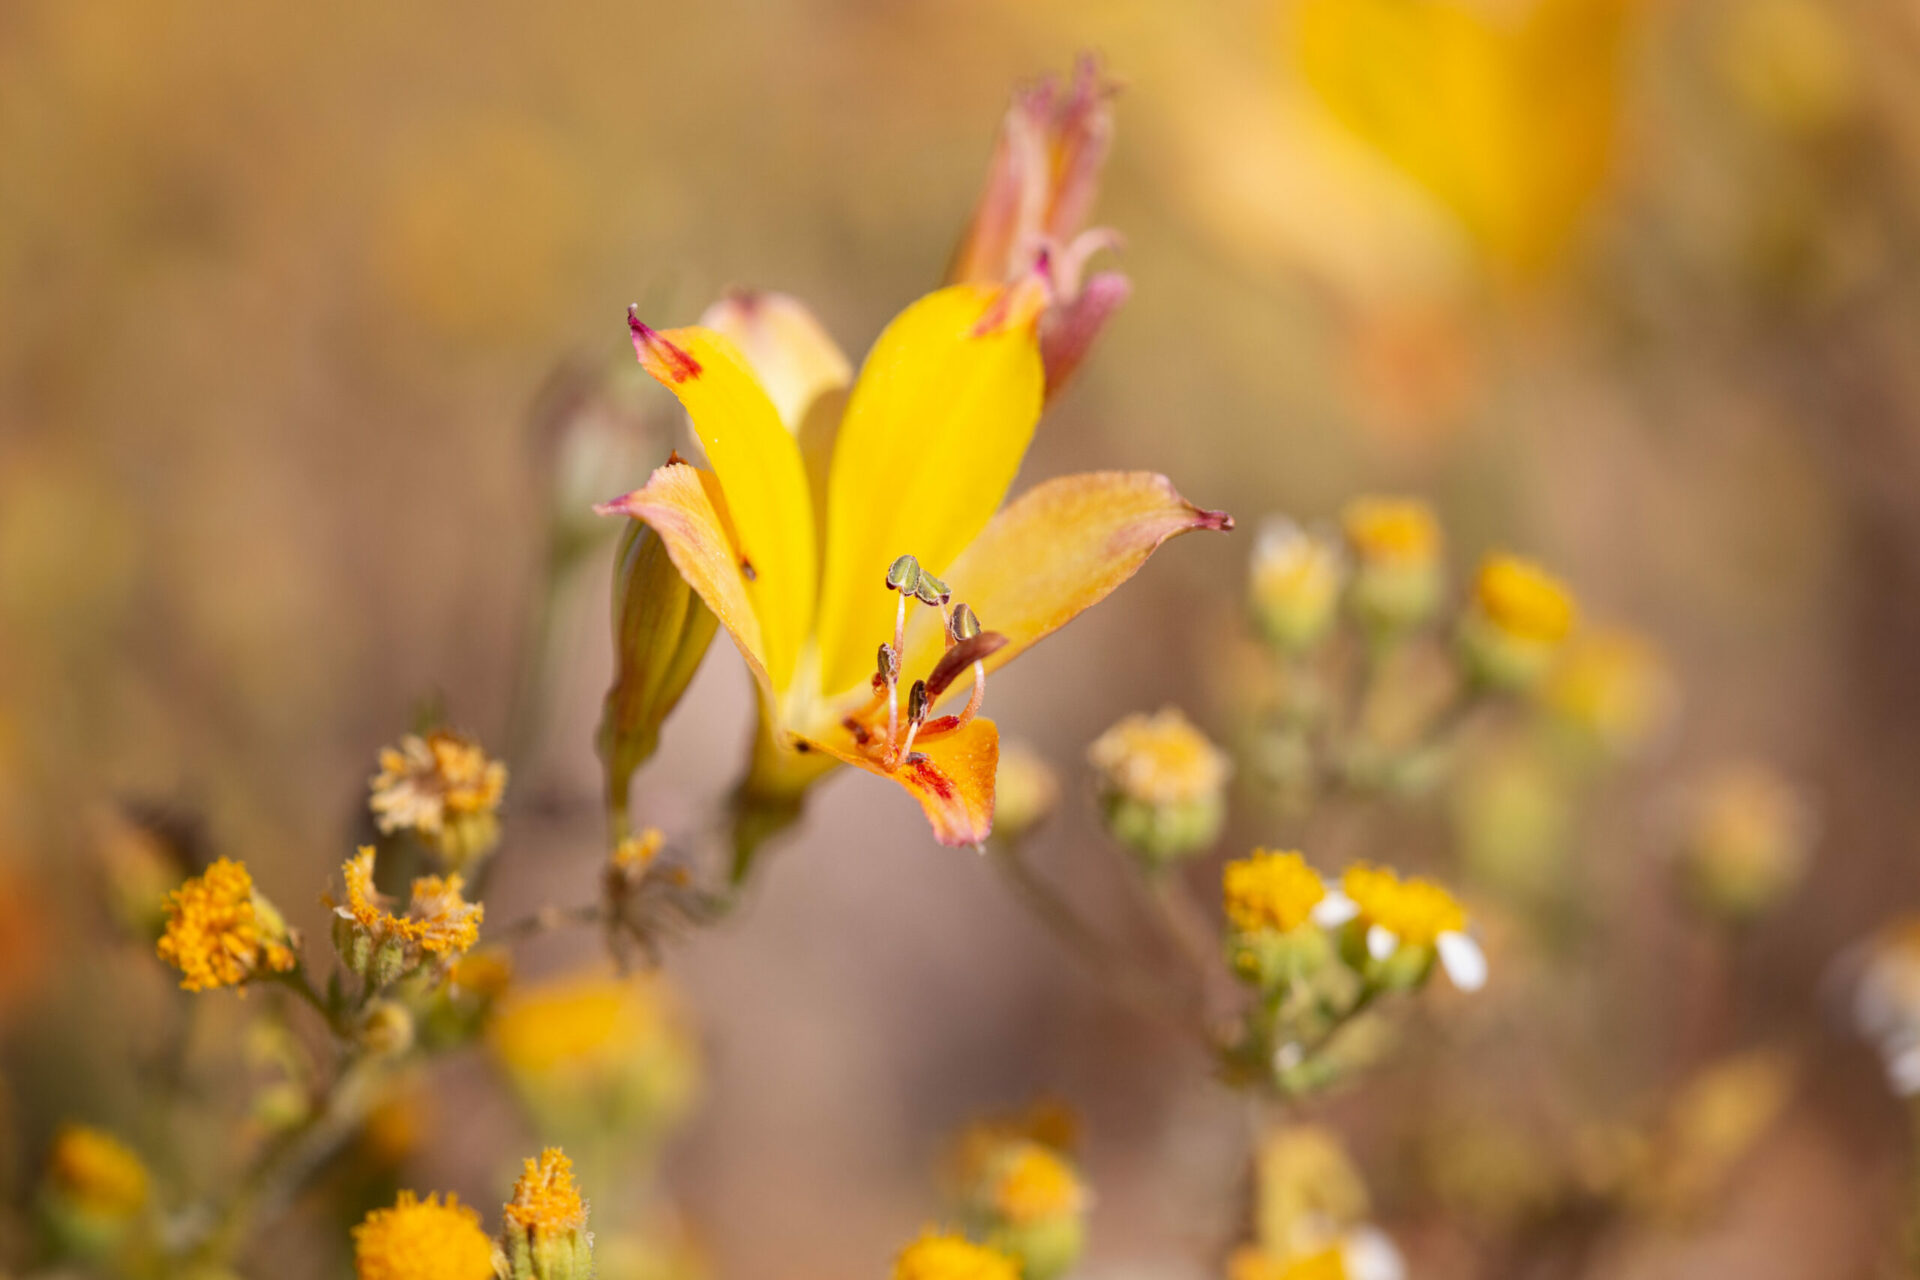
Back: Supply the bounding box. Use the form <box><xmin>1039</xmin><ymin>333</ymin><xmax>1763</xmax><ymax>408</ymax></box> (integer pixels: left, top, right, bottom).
<box><xmin>893</xmin><ymin>1230</ymin><xmax>1020</xmax><ymax>1280</ymax></box>
<box><xmin>47</xmin><ymin>1125</ymin><xmax>149</xmax><ymax>1220</ymax></box>
<box><xmin>1224</xmin><ymin>850</ymin><xmax>1336</xmax><ymax>935</ymax></box>
<box><xmin>370</xmin><ymin>730</ymin><xmax>507</xmax><ymax>867</ymax></box>
<box><xmin>155</xmin><ymin>858</ymin><xmax>296</xmax><ymax>992</ymax></box>
<box><xmin>1337</xmin><ymin>863</ymin><xmax>1485</xmax><ymax>991</ymax></box>
<box><xmin>451</xmin><ymin>947</ymin><xmax>514</xmax><ymax>1001</ymax></box>
<box><xmin>1250</xmin><ymin>519</ymin><xmax>1346</xmax><ymax>652</ymax></box>
<box><xmin>1088</xmin><ymin>708</ymin><xmax>1231</xmax><ymax>864</ymax></box>
<box><xmin>1543</xmin><ymin>627</ymin><xmax>1675</xmax><ymax>755</ymax></box>
<box><xmin>1340</xmin><ymin>496</ymin><xmax>1444</xmax><ymax>632</ymax></box>
<box><xmin>503</xmin><ymin>1148</ymin><xmax>592</xmax><ymax>1280</ymax></box>
<box><xmin>331</xmin><ymin>848</ymin><xmax>483</xmax><ymax>985</ymax></box>
<box><xmin>1472</xmin><ymin>554</ymin><xmax>1576</xmax><ymax>648</ymax></box>
<box><xmin>352</xmin><ymin>1191</ymin><xmax>495</xmax><ymax>1280</ymax></box>
<box><xmin>1341</xmin><ymin>497</ymin><xmax>1440</xmax><ymax>567</ymax></box>
<box><xmin>610</xmin><ymin>827</ymin><xmax>664</xmax><ymax>879</ymax></box>
<box><xmin>1677</xmin><ymin>764</ymin><xmax>1812</xmax><ymax>922</ymax></box>
<box><xmin>987</xmin><ymin>1142</ymin><xmax>1086</xmax><ymax>1227</ymax></box>
<box><xmin>1228</xmin><ymin>1246</ymin><xmax>1349</xmax><ymax>1280</ymax></box>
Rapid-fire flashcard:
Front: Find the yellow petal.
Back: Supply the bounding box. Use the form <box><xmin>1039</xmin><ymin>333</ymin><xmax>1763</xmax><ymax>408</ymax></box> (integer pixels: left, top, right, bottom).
<box><xmin>799</xmin><ymin>717</ymin><xmax>1000</xmax><ymax>848</ymax></box>
<box><xmin>597</xmin><ymin>458</ymin><xmax>772</xmax><ymax>707</ymax></box>
<box><xmin>813</xmin><ymin>283</ymin><xmax>1046</xmax><ymax>700</ymax></box>
<box><xmin>902</xmin><ymin>471</ymin><xmax>1233</xmax><ymax>690</ymax></box>
<box><xmin>698</xmin><ymin>291</ymin><xmax>852</xmax><ymax>432</ymax></box>
<box><xmin>630</xmin><ymin>316</ymin><xmax>816</xmax><ymax>693</ymax></box>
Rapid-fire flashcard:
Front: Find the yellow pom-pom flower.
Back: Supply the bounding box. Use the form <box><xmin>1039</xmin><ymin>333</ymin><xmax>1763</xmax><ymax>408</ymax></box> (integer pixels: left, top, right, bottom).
<box><xmin>1224</xmin><ymin>850</ymin><xmax>1343</xmax><ymax>935</ymax></box>
<box><xmin>352</xmin><ymin>1191</ymin><xmax>495</xmax><ymax>1280</ymax></box>
<box><xmin>1088</xmin><ymin>708</ymin><xmax>1231</xmax><ymax>865</ymax></box>
<box><xmin>154</xmin><ymin>858</ymin><xmax>295</xmax><ymax>992</ymax></box>
<box><xmin>331</xmin><ymin>847</ymin><xmax>483</xmax><ymax>987</ymax></box>
<box><xmin>502</xmin><ymin>1148</ymin><xmax>591</xmax><ymax>1280</ymax></box>
<box><xmin>1333</xmin><ymin>864</ymin><xmax>1485</xmax><ymax>991</ymax></box>
<box><xmin>1462</xmin><ymin>553</ymin><xmax>1577</xmax><ymax>689</ymax></box>
<box><xmin>893</xmin><ymin>1230</ymin><xmax>1020</xmax><ymax>1280</ymax></box>
<box><xmin>370</xmin><ymin>730</ymin><xmax>507</xmax><ymax>869</ymax></box>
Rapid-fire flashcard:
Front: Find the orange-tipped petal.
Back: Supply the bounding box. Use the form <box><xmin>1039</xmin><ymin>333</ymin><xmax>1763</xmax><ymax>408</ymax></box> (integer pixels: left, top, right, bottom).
<box><xmin>798</xmin><ymin>717</ymin><xmax>1000</xmax><ymax>847</ymax></box>
<box><xmin>597</xmin><ymin>458</ymin><xmax>773</xmax><ymax>708</ymax></box>
<box><xmin>902</xmin><ymin>471</ymin><xmax>1232</xmax><ymax>689</ymax></box>
<box><xmin>629</xmin><ymin>314</ymin><xmax>816</xmax><ymax>693</ymax></box>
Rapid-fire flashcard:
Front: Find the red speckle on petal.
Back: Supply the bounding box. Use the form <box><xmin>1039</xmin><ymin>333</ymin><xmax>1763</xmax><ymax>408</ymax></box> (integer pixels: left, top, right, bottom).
<box><xmin>628</xmin><ymin>310</ymin><xmax>703</xmax><ymax>383</ymax></box>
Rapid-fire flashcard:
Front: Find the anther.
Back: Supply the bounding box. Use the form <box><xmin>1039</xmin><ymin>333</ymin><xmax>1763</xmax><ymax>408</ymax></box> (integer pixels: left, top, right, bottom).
<box><xmin>914</xmin><ymin>571</ymin><xmax>951</xmax><ymax>607</ymax></box>
<box><xmin>949</xmin><ymin>602</ymin><xmax>981</xmax><ymax>642</ymax></box>
<box><xmin>886</xmin><ymin>554</ymin><xmax>923</xmax><ymax>595</ymax></box>
<box><xmin>907</xmin><ymin>679</ymin><xmax>929</xmax><ymax>725</ymax></box>
<box><xmin>877</xmin><ymin>643</ymin><xmax>900</xmax><ymax>683</ymax></box>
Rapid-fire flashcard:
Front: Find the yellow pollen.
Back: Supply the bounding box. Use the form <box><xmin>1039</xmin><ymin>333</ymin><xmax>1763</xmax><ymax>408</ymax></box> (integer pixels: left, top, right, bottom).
<box><xmin>369</xmin><ymin>730</ymin><xmax>507</xmax><ymax>837</ymax></box>
<box><xmin>1224</xmin><ymin>850</ymin><xmax>1330</xmax><ymax>934</ymax></box>
<box><xmin>353</xmin><ymin>1191</ymin><xmax>495</xmax><ymax>1280</ymax></box>
<box><xmin>990</xmin><ymin>1142</ymin><xmax>1086</xmax><ymax>1225</ymax></box>
<box><xmin>1340</xmin><ymin>863</ymin><xmax>1468</xmax><ymax>947</ymax></box>
<box><xmin>893</xmin><ymin>1231</ymin><xmax>1021</xmax><ymax>1280</ymax></box>
<box><xmin>611</xmin><ymin>827</ymin><xmax>664</xmax><ymax>876</ymax></box>
<box><xmin>334</xmin><ymin>847</ymin><xmax>483</xmax><ymax>960</ymax></box>
<box><xmin>504</xmin><ymin>1147</ymin><xmax>587</xmax><ymax>1238</ymax></box>
<box><xmin>155</xmin><ymin>858</ymin><xmax>295</xmax><ymax>992</ymax></box>
<box><xmin>1473</xmin><ymin>553</ymin><xmax>1576</xmax><ymax>646</ymax></box>
<box><xmin>1341</xmin><ymin>496</ymin><xmax>1440</xmax><ymax>566</ymax></box>
<box><xmin>47</xmin><ymin>1125</ymin><xmax>150</xmax><ymax>1218</ymax></box>
<box><xmin>1087</xmin><ymin>708</ymin><xmax>1231</xmax><ymax>807</ymax></box>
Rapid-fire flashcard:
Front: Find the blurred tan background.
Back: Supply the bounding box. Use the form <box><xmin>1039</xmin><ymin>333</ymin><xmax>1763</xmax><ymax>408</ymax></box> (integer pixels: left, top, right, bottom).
<box><xmin>6</xmin><ymin>0</ymin><xmax>1920</xmax><ymax>1276</ymax></box>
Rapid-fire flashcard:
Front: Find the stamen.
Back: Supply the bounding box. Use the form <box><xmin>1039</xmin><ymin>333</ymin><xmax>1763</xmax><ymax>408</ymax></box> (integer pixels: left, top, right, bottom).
<box><xmin>897</xmin><ymin>679</ymin><xmax>930</xmax><ymax>765</ymax></box>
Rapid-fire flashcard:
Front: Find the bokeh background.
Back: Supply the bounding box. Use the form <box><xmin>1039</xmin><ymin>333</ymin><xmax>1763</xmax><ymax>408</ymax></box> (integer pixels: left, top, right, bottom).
<box><xmin>5</xmin><ymin>0</ymin><xmax>1920</xmax><ymax>1276</ymax></box>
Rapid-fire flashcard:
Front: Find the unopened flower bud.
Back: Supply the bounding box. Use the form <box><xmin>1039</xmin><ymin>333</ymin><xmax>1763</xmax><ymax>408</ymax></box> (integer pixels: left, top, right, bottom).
<box><xmin>357</xmin><ymin>1000</ymin><xmax>416</xmax><ymax>1058</ymax></box>
<box><xmin>597</xmin><ymin>515</ymin><xmax>720</xmax><ymax>827</ymax></box>
<box><xmin>1459</xmin><ymin>553</ymin><xmax>1578</xmax><ymax>691</ymax></box>
<box><xmin>1342</xmin><ymin>496</ymin><xmax>1444</xmax><ymax>635</ymax></box>
<box><xmin>1087</xmin><ymin>708</ymin><xmax>1231</xmax><ymax>867</ymax></box>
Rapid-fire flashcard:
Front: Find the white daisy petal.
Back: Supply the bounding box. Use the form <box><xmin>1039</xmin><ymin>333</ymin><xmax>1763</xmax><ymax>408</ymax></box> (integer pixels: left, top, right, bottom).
<box><xmin>1312</xmin><ymin>890</ymin><xmax>1359</xmax><ymax>928</ymax></box>
<box><xmin>1341</xmin><ymin>1225</ymin><xmax>1406</xmax><ymax>1280</ymax></box>
<box><xmin>1437</xmin><ymin>931</ymin><xmax>1488</xmax><ymax>992</ymax></box>
<box><xmin>1367</xmin><ymin>925</ymin><xmax>1398</xmax><ymax>961</ymax></box>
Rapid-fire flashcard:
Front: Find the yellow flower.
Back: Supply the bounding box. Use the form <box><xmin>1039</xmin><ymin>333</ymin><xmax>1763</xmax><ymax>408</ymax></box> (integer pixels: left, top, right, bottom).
<box><xmin>370</xmin><ymin>730</ymin><xmax>507</xmax><ymax>867</ymax></box>
<box><xmin>1088</xmin><ymin>708</ymin><xmax>1232</xmax><ymax>864</ymax></box>
<box><xmin>1254</xmin><ymin>1127</ymin><xmax>1369</xmax><ymax>1260</ymax></box>
<box><xmin>47</xmin><ymin>1125</ymin><xmax>149</xmax><ymax>1219</ymax></box>
<box><xmin>893</xmin><ymin>1231</ymin><xmax>1020</xmax><ymax>1280</ymax></box>
<box><xmin>987</xmin><ymin>1142</ymin><xmax>1085</xmax><ymax>1227</ymax></box>
<box><xmin>1224</xmin><ymin>850</ymin><xmax>1337</xmax><ymax>935</ymax></box>
<box><xmin>332</xmin><ymin>848</ymin><xmax>483</xmax><ymax>983</ymax></box>
<box><xmin>353</xmin><ymin>1191</ymin><xmax>495</xmax><ymax>1280</ymax></box>
<box><xmin>1472</xmin><ymin>554</ymin><xmax>1576</xmax><ymax>647</ymax></box>
<box><xmin>1340</xmin><ymin>496</ymin><xmax>1443</xmax><ymax>632</ymax></box>
<box><xmin>1542</xmin><ymin>627</ymin><xmax>1675</xmax><ymax>755</ymax></box>
<box><xmin>1677</xmin><ymin>764</ymin><xmax>1812</xmax><ymax>922</ymax></box>
<box><xmin>610</xmin><ymin>827</ymin><xmax>664</xmax><ymax>879</ymax></box>
<box><xmin>1341</xmin><ymin>497</ymin><xmax>1440</xmax><ymax>568</ymax></box>
<box><xmin>487</xmin><ymin>971</ymin><xmax>699</xmax><ymax>1144</ymax></box>
<box><xmin>1250</xmin><ymin>518</ymin><xmax>1346</xmax><ymax>652</ymax></box>
<box><xmin>601</xmin><ymin>280</ymin><xmax>1230</xmax><ymax>847</ymax></box>
<box><xmin>1337</xmin><ymin>863</ymin><xmax>1485</xmax><ymax>991</ymax></box>
<box><xmin>1229</xmin><ymin>1246</ymin><xmax>1350</xmax><ymax>1280</ymax></box>
<box><xmin>155</xmin><ymin>858</ymin><xmax>295</xmax><ymax>992</ymax></box>
<box><xmin>503</xmin><ymin>1148</ymin><xmax>592</xmax><ymax>1280</ymax></box>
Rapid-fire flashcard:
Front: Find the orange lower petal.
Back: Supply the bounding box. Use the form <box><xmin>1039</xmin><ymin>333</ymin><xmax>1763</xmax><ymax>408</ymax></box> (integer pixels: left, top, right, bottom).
<box><xmin>798</xmin><ymin>717</ymin><xmax>999</xmax><ymax>847</ymax></box>
<box><xmin>597</xmin><ymin>459</ymin><xmax>774</xmax><ymax>708</ymax></box>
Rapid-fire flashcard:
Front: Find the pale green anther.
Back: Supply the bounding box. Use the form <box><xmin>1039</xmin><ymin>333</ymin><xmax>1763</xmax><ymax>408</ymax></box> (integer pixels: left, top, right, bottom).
<box><xmin>914</xmin><ymin>570</ymin><xmax>951</xmax><ymax>607</ymax></box>
<box><xmin>907</xmin><ymin>679</ymin><xmax>929</xmax><ymax>724</ymax></box>
<box><xmin>886</xmin><ymin>554</ymin><xmax>923</xmax><ymax>594</ymax></box>
<box><xmin>949</xmin><ymin>602</ymin><xmax>981</xmax><ymax>641</ymax></box>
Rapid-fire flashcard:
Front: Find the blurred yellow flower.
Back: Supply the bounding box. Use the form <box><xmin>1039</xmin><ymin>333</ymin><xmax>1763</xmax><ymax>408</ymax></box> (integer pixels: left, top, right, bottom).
<box><xmin>1254</xmin><ymin>1126</ymin><xmax>1369</xmax><ymax>1259</ymax></box>
<box><xmin>1676</xmin><ymin>763</ymin><xmax>1813</xmax><ymax>922</ymax></box>
<box><xmin>990</xmin><ymin>742</ymin><xmax>1061</xmax><ymax>844</ymax></box>
<box><xmin>1089</xmin><ymin>708</ymin><xmax>1232</xmax><ymax>864</ymax></box>
<box><xmin>1289</xmin><ymin>0</ymin><xmax>1641</xmax><ymax>275</ymax></box>
<box><xmin>1250</xmin><ymin>519</ymin><xmax>1346</xmax><ymax>652</ymax></box>
<box><xmin>47</xmin><ymin>1125</ymin><xmax>149</xmax><ymax>1220</ymax></box>
<box><xmin>1542</xmin><ymin>627</ymin><xmax>1676</xmax><ymax>755</ymax></box>
<box><xmin>1719</xmin><ymin>0</ymin><xmax>1857</xmax><ymax>136</ymax></box>
<box><xmin>1341</xmin><ymin>496</ymin><xmax>1444</xmax><ymax>632</ymax></box>
<box><xmin>893</xmin><ymin>1231</ymin><xmax>1019</xmax><ymax>1280</ymax></box>
<box><xmin>1462</xmin><ymin>553</ymin><xmax>1577</xmax><ymax>689</ymax></box>
<box><xmin>155</xmin><ymin>858</ymin><xmax>295</xmax><ymax>992</ymax></box>
<box><xmin>353</xmin><ymin>1191</ymin><xmax>494</xmax><ymax>1280</ymax></box>
<box><xmin>1228</xmin><ymin>1245</ymin><xmax>1345</xmax><ymax>1280</ymax></box>
<box><xmin>1338</xmin><ymin>863</ymin><xmax>1485</xmax><ymax>991</ymax></box>
<box><xmin>986</xmin><ymin>1142</ymin><xmax>1085</xmax><ymax>1227</ymax></box>
<box><xmin>370</xmin><ymin>731</ymin><xmax>507</xmax><ymax>869</ymax></box>
<box><xmin>1224</xmin><ymin>850</ymin><xmax>1336</xmax><ymax>935</ymax></box>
